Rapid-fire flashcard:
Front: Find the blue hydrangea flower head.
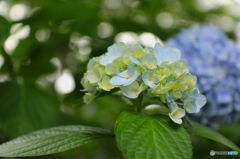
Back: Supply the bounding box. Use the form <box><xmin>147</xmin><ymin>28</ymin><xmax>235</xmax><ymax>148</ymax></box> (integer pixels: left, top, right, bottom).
<box><xmin>167</xmin><ymin>24</ymin><xmax>240</xmax><ymax>129</ymax></box>
<box><xmin>81</xmin><ymin>42</ymin><xmax>207</xmax><ymax>124</ymax></box>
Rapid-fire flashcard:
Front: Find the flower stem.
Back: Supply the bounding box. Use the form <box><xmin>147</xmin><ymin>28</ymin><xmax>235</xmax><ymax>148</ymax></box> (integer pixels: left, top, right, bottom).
<box><xmin>137</xmin><ymin>92</ymin><xmax>144</xmax><ymax>112</ymax></box>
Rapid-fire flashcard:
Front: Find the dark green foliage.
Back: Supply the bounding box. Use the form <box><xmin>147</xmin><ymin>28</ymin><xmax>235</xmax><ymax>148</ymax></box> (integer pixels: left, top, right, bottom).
<box><xmin>0</xmin><ymin>81</ymin><xmax>59</xmax><ymax>138</ymax></box>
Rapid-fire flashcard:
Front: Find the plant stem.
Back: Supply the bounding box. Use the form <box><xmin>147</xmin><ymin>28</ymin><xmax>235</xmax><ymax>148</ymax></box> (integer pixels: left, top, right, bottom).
<box><xmin>137</xmin><ymin>92</ymin><xmax>144</xmax><ymax>112</ymax></box>
<box><xmin>1</xmin><ymin>47</ymin><xmax>15</xmax><ymax>79</ymax></box>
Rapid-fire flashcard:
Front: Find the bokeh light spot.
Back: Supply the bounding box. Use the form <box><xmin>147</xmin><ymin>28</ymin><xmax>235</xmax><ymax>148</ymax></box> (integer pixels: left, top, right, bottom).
<box><xmin>9</xmin><ymin>3</ymin><xmax>29</xmax><ymax>21</ymax></box>
<box><xmin>55</xmin><ymin>69</ymin><xmax>75</xmax><ymax>94</ymax></box>
<box><xmin>97</xmin><ymin>22</ymin><xmax>113</xmax><ymax>38</ymax></box>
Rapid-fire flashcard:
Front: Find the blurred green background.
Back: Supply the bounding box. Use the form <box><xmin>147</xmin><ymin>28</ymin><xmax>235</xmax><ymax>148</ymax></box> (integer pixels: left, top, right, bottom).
<box><xmin>0</xmin><ymin>0</ymin><xmax>240</xmax><ymax>158</ymax></box>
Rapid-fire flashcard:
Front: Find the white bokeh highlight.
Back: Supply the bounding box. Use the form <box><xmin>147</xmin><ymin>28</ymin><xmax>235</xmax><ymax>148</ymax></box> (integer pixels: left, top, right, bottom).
<box><xmin>55</xmin><ymin>69</ymin><xmax>75</xmax><ymax>94</ymax></box>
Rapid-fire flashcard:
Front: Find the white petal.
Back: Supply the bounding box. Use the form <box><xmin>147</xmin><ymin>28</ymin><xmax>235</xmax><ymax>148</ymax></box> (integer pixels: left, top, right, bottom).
<box><xmin>86</xmin><ymin>72</ymin><xmax>100</xmax><ymax>83</ymax></box>
<box><xmin>110</xmin><ymin>76</ymin><xmax>128</xmax><ymax>85</ymax></box>
<box><xmin>169</xmin><ymin>105</ymin><xmax>186</xmax><ymax>124</ymax></box>
<box><xmin>169</xmin><ymin>117</ymin><xmax>182</xmax><ymax>124</ymax></box>
<box><xmin>105</xmin><ymin>63</ymin><xmax>116</xmax><ymax>75</ymax></box>
<box><xmin>121</xmin><ymin>82</ymin><xmax>142</xmax><ymax>98</ymax></box>
<box><xmin>98</xmin><ymin>76</ymin><xmax>114</xmax><ymax>91</ymax></box>
<box><xmin>122</xmin><ymin>88</ymin><xmax>139</xmax><ymax>98</ymax></box>
<box><xmin>174</xmin><ymin>108</ymin><xmax>186</xmax><ymax>118</ymax></box>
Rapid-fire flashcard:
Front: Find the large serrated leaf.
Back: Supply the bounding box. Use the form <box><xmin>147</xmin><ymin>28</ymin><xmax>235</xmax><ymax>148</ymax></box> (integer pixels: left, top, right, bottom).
<box><xmin>115</xmin><ymin>111</ymin><xmax>192</xmax><ymax>159</ymax></box>
<box><xmin>191</xmin><ymin>121</ymin><xmax>240</xmax><ymax>152</ymax></box>
<box><xmin>0</xmin><ymin>125</ymin><xmax>113</xmax><ymax>157</ymax></box>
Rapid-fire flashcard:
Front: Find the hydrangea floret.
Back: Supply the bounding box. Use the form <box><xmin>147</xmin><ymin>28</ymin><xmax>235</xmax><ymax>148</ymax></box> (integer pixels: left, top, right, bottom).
<box><xmin>167</xmin><ymin>24</ymin><xmax>240</xmax><ymax>128</ymax></box>
<box><xmin>81</xmin><ymin>42</ymin><xmax>207</xmax><ymax>124</ymax></box>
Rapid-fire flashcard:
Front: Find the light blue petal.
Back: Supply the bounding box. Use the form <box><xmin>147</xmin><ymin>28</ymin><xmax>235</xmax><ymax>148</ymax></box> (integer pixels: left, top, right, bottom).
<box><xmin>173</xmin><ymin>48</ymin><xmax>181</xmax><ymax>60</ymax></box>
<box><xmin>191</xmin><ymin>89</ymin><xmax>199</xmax><ymax>96</ymax></box>
<box><xmin>127</xmin><ymin>63</ymin><xmax>135</xmax><ymax>77</ymax></box>
<box><xmin>195</xmin><ymin>94</ymin><xmax>207</xmax><ymax>108</ymax></box>
<box><xmin>154</xmin><ymin>43</ymin><xmax>164</xmax><ymax>66</ymax></box>
<box><xmin>161</xmin><ymin>48</ymin><xmax>181</xmax><ymax>63</ymax></box>
<box><xmin>110</xmin><ymin>76</ymin><xmax>128</xmax><ymax>85</ymax></box>
<box><xmin>187</xmin><ymin>96</ymin><xmax>197</xmax><ymax>102</ymax></box>
<box><xmin>116</xmin><ymin>68</ymin><xmax>121</xmax><ymax>74</ymax></box>
<box><xmin>141</xmin><ymin>54</ymin><xmax>150</xmax><ymax>63</ymax></box>
<box><xmin>154</xmin><ymin>43</ymin><xmax>164</xmax><ymax>53</ymax></box>
<box><xmin>118</xmin><ymin>70</ymin><xmax>128</xmax><ymax>78</ymax></box>
<box><xmin>169</xmin><ymin>102</ymin><xmax>178</xmax><ymax>111</ymax></box>
<box><xmin>130</xmin><ymin>56</ymin><xmax>140</xmax><ymax>64</ymax></box>
<box><xmin>187</xmin><ymin>89</ymin><xmax>199</xmax><ymax>101</ymax></box>
<box><xmin>184</xmin><ymin>100</ymin><xmax>198</xmax><ymax>113</ymax></box>
<box><xmin>149</xmin><ymin>83</ymin><xmax>157</xmax><ymax>88</ymax></box>
<box><xmin>123</xmin><ymin>74</ymin><xmax>138</xmax><ymax>86</ymax></box>
<box><xmin>142</xmin><ymin>71</ymin><xmax>157</xmax><ymax>88</ymax></box>
<box><xmin>166</xmin><ymin>93</ymin><xmax>174</xmax><ymax>103</ymax></box>
<box><xmin>142</xmin><ymin>71</ymin><xmax>150</xmax><ymax>83</ymax></box>
<box><xmin>162</xmin><ymin>52</ymin><xmax>176</xmax><ymax>63</ymax></box>
<box><xmin>165</xmin><ymin>48</ymin><xmax>181</xmax><ymax>61</ymax></box>
<box><xmin>141</xmin><ymin>54</ymin><xmax>157</xmax><ymax>69</ymax></box>
<box><xmin>100</xmin><ymin>43</ymin><xmax>123</xmax><ymax>66</ymax></box>
<box><xmin>107</xmin><ymin>43</ymin><xmax>123</xmax><ymax>57</ymax></box>
<box><xmin>100</xmin><ymin>56</ymin><xmax>112</xmax><ymax>66</ymax></box>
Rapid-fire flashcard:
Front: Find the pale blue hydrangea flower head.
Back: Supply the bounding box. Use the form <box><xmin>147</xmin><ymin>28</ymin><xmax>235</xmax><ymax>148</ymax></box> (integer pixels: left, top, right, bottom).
<box><xmin>167</xmin><ymin>24</ymin><xmax>240</xmax><ymax>128</ymax></box>
<box><xmin>81</xmin><ymin>42</ymin><xmax>207</xmax><ymax>124</ymax></box>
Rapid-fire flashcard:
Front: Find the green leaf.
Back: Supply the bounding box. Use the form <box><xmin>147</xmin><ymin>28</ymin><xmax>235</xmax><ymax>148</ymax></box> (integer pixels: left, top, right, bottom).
<box><xmin>191</xmin><ymin>121</ymin><xmax>240</xmax><ymax>152</ymax></box>
<box><xmin>0</xmin><ymin>125</ymin><xmax>113</xmax><ymax>157</ymax></box>
<box><xmin>115</xmin><ymin>111</ymin><xmax>192</xmax><ymax>159</ymax></box>
<box><xmin>0</xmin><ymin>81</ymin><xmax>59</xmax><ymax>138</ymax></box>
<box><xmin>0</xmin><ymin>16</ymin><xmax>11</xmax><ymax>46</ymax></box>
